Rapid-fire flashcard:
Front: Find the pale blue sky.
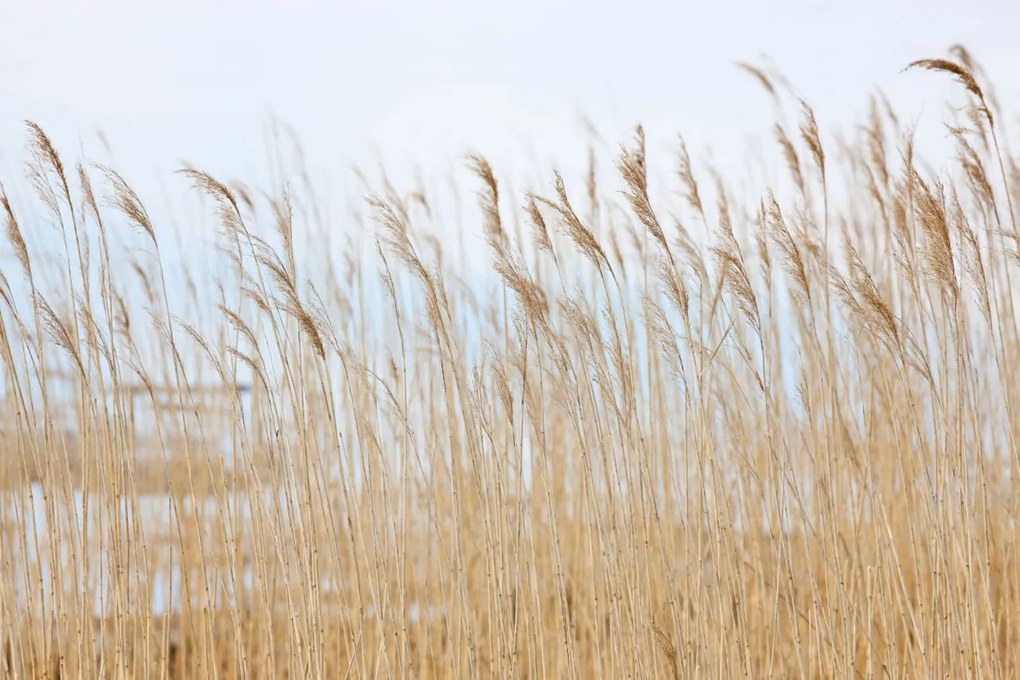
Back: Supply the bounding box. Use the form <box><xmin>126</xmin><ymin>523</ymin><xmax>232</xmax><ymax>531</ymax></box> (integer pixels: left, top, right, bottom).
<box><xmin>2</xmin><ymin>0</ymin><xmax>1019</xmax><ymax>254</ymax></box>
<box><xmin>4</xmin><ymin>1</ymin><xmax>1018</xmax><ymax>160</ymax></box>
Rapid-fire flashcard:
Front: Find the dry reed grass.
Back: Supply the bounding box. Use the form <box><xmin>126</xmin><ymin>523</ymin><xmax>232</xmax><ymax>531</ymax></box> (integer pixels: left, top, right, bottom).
<box><xmin>2</xmin><ymin>51</ymin><xmax>1020</xmax><ymax>678</ymax></box>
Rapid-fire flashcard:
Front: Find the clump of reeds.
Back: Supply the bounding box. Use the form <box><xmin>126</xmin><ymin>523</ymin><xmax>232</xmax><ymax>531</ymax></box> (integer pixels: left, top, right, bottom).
<box><xmin>0</xmin><ymin>50</ymin><xmax>1018</xmax><ymax>678</ymax></box>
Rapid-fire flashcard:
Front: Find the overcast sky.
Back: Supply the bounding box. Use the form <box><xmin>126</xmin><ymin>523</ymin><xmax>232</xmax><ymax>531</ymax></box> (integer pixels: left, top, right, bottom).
<box><xmin>2</xmin><ymin>0</ymin><xmax>1018</xmax><ymax>243</ymax></box>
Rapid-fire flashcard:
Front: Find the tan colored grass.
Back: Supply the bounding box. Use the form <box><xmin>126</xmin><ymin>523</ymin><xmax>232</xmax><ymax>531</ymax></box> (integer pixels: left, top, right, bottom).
<box><xmin>2</xmin><ymin>50</ymin><xmax>1020</xmax><ymax>678</ymax></box>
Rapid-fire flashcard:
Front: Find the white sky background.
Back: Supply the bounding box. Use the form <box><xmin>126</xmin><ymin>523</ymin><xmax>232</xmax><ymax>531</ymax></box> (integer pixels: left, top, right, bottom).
<box><xmin>2</xmin><ymin>0</ymin><xmax>1020</xmax><ymax>269</ymax></box>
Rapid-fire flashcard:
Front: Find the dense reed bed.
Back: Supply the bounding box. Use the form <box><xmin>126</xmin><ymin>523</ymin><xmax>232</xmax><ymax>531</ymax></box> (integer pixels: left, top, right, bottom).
<box><xmin>2</xmin><ymin>50</ymin><xmax>1020</xmax><ymax>677</ymax></box>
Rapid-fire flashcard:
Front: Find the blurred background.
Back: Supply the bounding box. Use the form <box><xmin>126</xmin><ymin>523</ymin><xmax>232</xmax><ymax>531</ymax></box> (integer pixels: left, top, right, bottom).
<box><xmin>3</xmin><ymin>1</ymin><xmax>1018</xmax><ymax>222</ymax></box>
